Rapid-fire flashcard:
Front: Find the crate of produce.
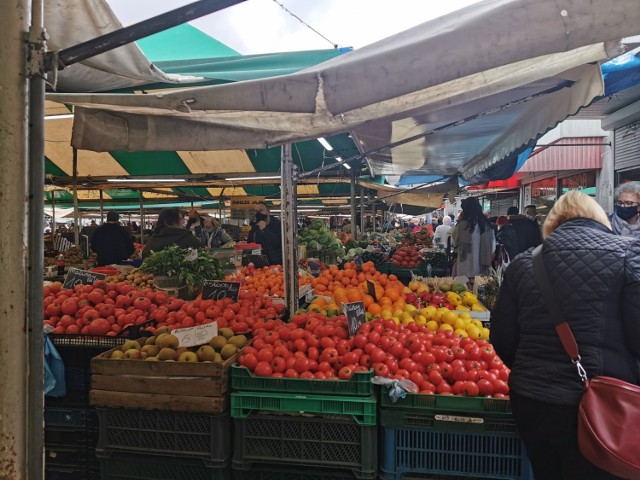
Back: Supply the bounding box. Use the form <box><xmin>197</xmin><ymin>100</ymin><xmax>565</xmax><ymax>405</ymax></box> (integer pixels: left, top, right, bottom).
<box><xmin>232</xmin><ymin>365</ymin><xmax>374</xmax><ymax>396</ymax></box>
<box><xmin>380</xmin><ymin>392</ymin><xmax>512</xmax><ymax>415</ymax></box>
<box><xmin>380</xmin><ymin>425</ymin><xmax>533</xmax><ymax>480</ymax></box>
<box><xmin>232</xmin><ymin>414</ymin><xmax>377</xmax><ymax>479</ymax></box>
<box><xmin>45</xmin><ymin>407</ymin><xmax>98</xmax><ymax>429</ymax></box>
<box><xmin>96</xmin><ymin>408</ymin><xmax>230</xmax><ymax>467</ymax></box>
<box><xmin>90</xmin><ymin>344</ymin><xmax>242</xmax><ymax>414</ymax></box>
<box><xmin>97</xmin><ymin>451</ymin><xmax>231</xmax><ymax>480</ymax></box>
<box><xmin>230</xmin><ymin>391</ymin><xmax>376</xmax><ymax>426</ymax></box>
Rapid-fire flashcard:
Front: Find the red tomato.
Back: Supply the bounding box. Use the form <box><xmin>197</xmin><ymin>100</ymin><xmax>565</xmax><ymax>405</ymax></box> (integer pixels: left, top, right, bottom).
<box><xmin>254</xmin><ymin>361</ymin><xmax>273</xmax><ymax>377</ymax></box>
<box><xmin>338</xmin><ymin>366</ymin><xmax>354</xmax><ymax>380</ymax></box>
<box><xmin>88</xmin><ymin>318</ymin><xmax>111</xmax><ymax>335</ymax></box>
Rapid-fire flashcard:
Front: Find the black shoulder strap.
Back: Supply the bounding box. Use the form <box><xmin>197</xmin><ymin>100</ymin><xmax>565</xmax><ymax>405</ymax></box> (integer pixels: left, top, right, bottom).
<box><xmin>532</xmin><ymin>245</ymin><xmax>581</xmax><ymax>361</ymax></box>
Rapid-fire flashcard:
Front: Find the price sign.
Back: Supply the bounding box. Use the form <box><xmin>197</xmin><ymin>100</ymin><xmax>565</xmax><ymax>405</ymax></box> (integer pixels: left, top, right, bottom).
<box><xmin>366</xmin><ymin>280</ymin><xmax>377</xmax><ymax>301</ymax></box>
<box><xmin>201</xmin><ymin>280</ymin><xmax>240</xmax><ymax>302</ymax></box>
<box><xmin>343</xmin><ymin>301</ymin><xmax>366</xmax><ymax>337</ymax></box>
<box><xmin>63</xmin><ymin>267</ymin><xmax>106</xmax><ymax>289</ymax></box>
<box><xmin>173</xmin><ymin>322</ymin><xmax>218</xmax><ymax>348</ymax></box>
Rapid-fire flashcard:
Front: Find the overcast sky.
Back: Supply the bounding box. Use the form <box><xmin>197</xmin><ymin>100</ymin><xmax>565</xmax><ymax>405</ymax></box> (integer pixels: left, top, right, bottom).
<box><xmin>106</xmin><ymin>0</ymin><xmax>483</xmax><ymax>54</ymax></box>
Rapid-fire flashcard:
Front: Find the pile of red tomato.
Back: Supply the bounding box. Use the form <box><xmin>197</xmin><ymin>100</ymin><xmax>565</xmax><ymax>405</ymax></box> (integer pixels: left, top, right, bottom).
<box><xmin>43</xmin><ymin>281</ymin><xmax>284</xmax><ymax>336</ymax></box>
<box><xmin>238</xmin><ymin>314</ymin><xmax>510</xmax><ymax>398</ymax></box>
<box><xmin>390</xmin><ymin>246</ymin><xmax>421</xmax><ymax>268</ymax></box>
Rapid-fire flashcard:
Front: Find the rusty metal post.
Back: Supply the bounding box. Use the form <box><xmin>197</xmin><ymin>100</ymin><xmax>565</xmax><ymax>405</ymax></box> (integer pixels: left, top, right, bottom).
<box><xmin>281</xmin><ymin>144</ymin><xmax>299</xmax><ymax>315</ymax></box>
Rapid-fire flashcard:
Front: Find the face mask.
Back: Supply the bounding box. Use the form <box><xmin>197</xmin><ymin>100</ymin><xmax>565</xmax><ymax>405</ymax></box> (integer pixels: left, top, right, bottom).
<box><xmin>255</xmin><ymin>212</ymin><xmax>268</xmax><ymax>222</ymax></box>
<box><xmin>615</xmin><ymin>205</ymin><xmax>638</xmax><ymax>221</ymax></box>
<box><xmin>527</xmin><ymin>215</ymin><xmax>536</xmax><ymax>221</ymax></box>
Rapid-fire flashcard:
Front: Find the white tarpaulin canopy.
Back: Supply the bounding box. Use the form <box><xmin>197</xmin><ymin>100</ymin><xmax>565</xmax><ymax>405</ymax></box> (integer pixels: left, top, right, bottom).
<box><xmin>50</xmin><ymin>0</ymin><xmax>640</xmax><ymax>179</ymax></box>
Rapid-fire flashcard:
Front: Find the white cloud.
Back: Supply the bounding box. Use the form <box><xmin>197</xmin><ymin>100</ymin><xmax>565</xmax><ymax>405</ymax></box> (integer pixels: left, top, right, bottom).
<box><xmin>107</xmin><ymin>0</ymin><xmax>483</xmax><ymax>54</ymax></box>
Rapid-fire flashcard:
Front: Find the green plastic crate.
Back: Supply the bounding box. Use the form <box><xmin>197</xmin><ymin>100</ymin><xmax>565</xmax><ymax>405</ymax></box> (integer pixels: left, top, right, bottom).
<box><xmin>232</xmin><ymin>365</ymin><xmax>374</xmax><ymax>396</ymax></box>
<box><xmin>380</xmin><ymin>392</ymin><xmax>512</xmax><ymax>415</ymax></box>
<box><xmin>232</xmin><ymin>414</ymin><xmax>377</xmax><ymax>479</ymax></box>
<box><xmin>231</xmin><ymin>391</ymin><xmax>376</xmax><ymax>425</ymax></box>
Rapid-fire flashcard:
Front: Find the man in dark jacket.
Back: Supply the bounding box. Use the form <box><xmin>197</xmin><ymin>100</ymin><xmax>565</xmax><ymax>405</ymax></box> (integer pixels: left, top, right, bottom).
<box><xmin>248</xmin><ymin>202</ymin><xmax>282</xmax><ymax>265</ymax></box>
<box><xmin>142</xmin><ymin>208</ymin><xmax>202</xmax><ymax>258</ymax></box>
<box><xmin>491</xmin><ymin>192</ymin><xmax>640</xmax><ymax>480</ymax></box>
<box><xmin>506</xmin><ymin>206</ymin><xmax>542</xmax><ymax>255</ymax></box>
<box><xmin>494</xmin><ymin>215</ymin><xmax>519</xmax><ymax>261</ymax></box>
<box><xmin>90</xmin><ymin>212</ymin><xmax>135</xmax><ymax>266</ymax></box>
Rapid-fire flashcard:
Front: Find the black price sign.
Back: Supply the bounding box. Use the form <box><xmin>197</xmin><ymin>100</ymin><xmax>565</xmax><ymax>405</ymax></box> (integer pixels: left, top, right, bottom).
<box><xmin>201</xmin><ymin>280</ymin><xmax>240</xmax><ymax>302</ymax></box>
<box><xmin>366</xmin><ymin>280</ymin><xmax>377</xmax><ymax>301</ymax></box>
<box><xmin>344</xmin><ymin>301</ymin><xmax>366</xmax><ymax>337</ymax></box>
<box><xmin>63</xmin><ymin>267</ymin><xmax>106</xmax><ymax>289</ymax></box>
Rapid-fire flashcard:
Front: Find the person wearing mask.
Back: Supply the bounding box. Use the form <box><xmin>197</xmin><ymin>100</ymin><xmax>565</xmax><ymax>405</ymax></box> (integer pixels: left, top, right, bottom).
<box><xmin>90</xmin><ymin>211</ymin><xmax>135</xmax><ymax>266</ymax></box>
<box><xmin>248</xmin><ymin>202</ymin><xmax>282</xmax><ymax>265</ymax></box>
<box><xmin>142</xmin><ymin>208</ymin><xmax>202</xmax><ymax>258</ymax></box>
<box><xmin>507</xmin><ymin>206</ymin><xmax>542</xmax><ymax>255</ymax></box>
<box><xmin>611</xmin><ymin>182</ymin><xmax>640</xmax><ymax>238</ymax></box>
<box><xmin>490</xmin><ymin>191</ymin><xmax>640</xmax><ymax>480</ymax></box>
<box><xmin>185</xmin><ymin>208</ymin><xmax>205</xmax><ymax>238</ymax></box>
<box><xmin>450</xmin><ymin>197</ymin><xmax>495</xmax><ymax>277</ymax></box>
<box><xmin>434</xmin><ymin>216</ymin><xmax>453</xmax><ymax>249</ymax></box>
<box><xmin>494</xmin><ymin>215</ymin><xmax>519</xmax><ymax>262</ymax></box>
<box><xmin>200</xmin><ymin>217</ymin><xmax>233</xmax><ymax>249</ymax></box>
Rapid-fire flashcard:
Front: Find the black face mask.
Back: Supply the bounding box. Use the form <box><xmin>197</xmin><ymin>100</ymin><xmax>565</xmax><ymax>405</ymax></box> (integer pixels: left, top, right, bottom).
<box><xmin>615</xmin><ymin>205</ymin><xmax>638</xmax><ymax>221</ymax></box>
<box><xmin>255</xmin><ymin>212</ymin><xmax>268</xmax><ymax>222</ymax></box>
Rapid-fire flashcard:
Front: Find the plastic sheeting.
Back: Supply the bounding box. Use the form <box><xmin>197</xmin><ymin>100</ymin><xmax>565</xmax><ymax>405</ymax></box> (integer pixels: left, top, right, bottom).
<box><xmin>49</xmin><ymin>0</ymin><xmax>640</xmax><ymax>180</ymax></box>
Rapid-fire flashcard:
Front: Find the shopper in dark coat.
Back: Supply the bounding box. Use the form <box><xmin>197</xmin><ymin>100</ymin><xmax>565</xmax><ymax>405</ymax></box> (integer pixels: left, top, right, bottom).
<box><xmin>142</xmin><ymin>208</ymin><xmax>202</xmax><ymax>258</ymax></box>
<box><xmin>506</xmin><ymin>206</ymin><xmax>542</xmax><ymax>255</ymax></box>
<box><xmin>90</xmin><ymin>212</ymin><xmax>135</xmax><ymax>266</ymax></box>
<box><xmin>491</xmin><ymin>191</ymin><xmax>640</xmax><ymax>480</ymax></box>
<box><xmin>494</xmin><ymin>215</ymin><xmax>519</xmax><ymax>261</ymax></box>
<box><xmin>248</xmin><ymin>202</ymin><xmax>282</xmax><ymax>265</ymax></box>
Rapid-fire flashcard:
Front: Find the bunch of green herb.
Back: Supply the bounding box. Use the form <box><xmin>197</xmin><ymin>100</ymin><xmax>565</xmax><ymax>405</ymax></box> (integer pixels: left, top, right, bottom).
<box><xmin>139</xmin><ymin>246</ymin><xmax>224</xmax><ymax>297</ymax></box>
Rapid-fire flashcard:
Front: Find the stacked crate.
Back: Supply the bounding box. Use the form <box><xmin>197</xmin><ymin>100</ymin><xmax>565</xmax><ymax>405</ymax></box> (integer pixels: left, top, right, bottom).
<box><xmin>230</xmin><ymin>365</ymin><xmax>378</xmax><ymax>479</ymax></box>
<box><xmin>45</xmin><ymin>335</ymin><xmax>124</xmax><ymax>480</ymax></box>
<box><xmin>378</xmin><ymin>393</ymin><xmax>534</xmax><ymax>480</ymax></box>
<box><xmin>90</xmin><ymin>347</ymin><xmax>239</xmax><ymax>480</ymax></box>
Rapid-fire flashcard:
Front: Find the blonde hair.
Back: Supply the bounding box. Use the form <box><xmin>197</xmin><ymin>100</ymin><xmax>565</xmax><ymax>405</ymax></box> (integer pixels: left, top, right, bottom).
<box><xmin>543</xmin><ymin>191</ymin><xmax>611</xmax><ymax>238</ymax></box>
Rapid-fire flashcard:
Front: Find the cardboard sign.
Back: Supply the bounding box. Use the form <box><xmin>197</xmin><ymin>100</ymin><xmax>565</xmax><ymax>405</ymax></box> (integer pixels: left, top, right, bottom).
<box><xmin>366</xmin><ymin>280</ymin><xmax>377</xmax><ymax>301</ymax></box>
<box><xmin>173</xmin><ymin>322</ymin><xmax>218</xmax><ymax>348</ymax></box>
<box><xmin>63</xmin><ymin>267</ymin><xmax>106</xmax><ymax>289</ymax></box>
<box><xmin>343</xmin><ymin>301</ymin><xmax>366</xmax><ymax>337</ymax></box>
<box><xmin>230</xmin><ymin>196</ymin><xmax>265</xmax><ymax>220</ymax></box>
<box><xmin>201</xmin><ymin>280</ymin><xmax>240</xmax><ymax>302</ymax></box>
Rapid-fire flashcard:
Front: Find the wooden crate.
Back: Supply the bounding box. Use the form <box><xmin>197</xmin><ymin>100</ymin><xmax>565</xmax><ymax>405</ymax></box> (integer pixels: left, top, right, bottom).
<box><xmin>90</xmin><ymin>346</ymin><xmax>240</xmax><ymax>413</ymax></box>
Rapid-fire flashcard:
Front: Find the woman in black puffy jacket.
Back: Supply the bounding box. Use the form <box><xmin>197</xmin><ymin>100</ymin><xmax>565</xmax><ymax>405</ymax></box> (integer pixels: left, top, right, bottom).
<box><xmin>490</xmin><ymin>191</ymin><xmax>640</xmax><ymax>480</ymax></box>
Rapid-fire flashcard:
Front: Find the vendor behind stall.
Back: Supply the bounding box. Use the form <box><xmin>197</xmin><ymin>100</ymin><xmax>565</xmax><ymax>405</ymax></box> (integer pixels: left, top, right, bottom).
<box><xmin>200</xmin><ymin>216</ymin><xmax>233</xmax><ymax>249</ymax></box>
<box><xmin>142</xmin><ymin>208</ymin><xmax>201</xmax><ymax>258</ymax></box>
<box><xmin>248</xmin><ymin>202</ymin><xmax>282</xmax><ymax>265</ymax></box>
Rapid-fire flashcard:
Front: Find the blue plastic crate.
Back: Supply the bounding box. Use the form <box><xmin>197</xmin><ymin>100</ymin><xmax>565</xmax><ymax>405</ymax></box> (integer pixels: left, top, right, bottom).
<box><xmin>380</xmin><ymin>426</ymin><xmax>534</xmax><ymax>480</ymax></box>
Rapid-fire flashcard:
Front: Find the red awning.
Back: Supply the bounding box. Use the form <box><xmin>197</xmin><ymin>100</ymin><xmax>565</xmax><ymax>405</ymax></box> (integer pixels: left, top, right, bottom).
<box><xmin>518</xmin><ymin>137</ymin><xmax>604</xmax><ymax>173</ymax></box>
<box><xmin>467</xmin><ymin>175</ymin><xmax>520</xmax><ymax>191</ymax></box>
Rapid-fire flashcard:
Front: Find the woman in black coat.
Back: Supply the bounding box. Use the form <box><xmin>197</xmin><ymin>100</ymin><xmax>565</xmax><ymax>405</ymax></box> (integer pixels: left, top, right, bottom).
<box><xmin>490</xmin><ymin>191</ymin><xmax>640</xmax><ymax>480</ymax></box>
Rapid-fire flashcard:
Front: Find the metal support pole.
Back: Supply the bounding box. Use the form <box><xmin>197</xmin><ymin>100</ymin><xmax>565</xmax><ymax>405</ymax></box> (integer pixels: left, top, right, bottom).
<box><xmin>360</xmin><ymin>187</ymin><xmax>366</xmax><ymax>237</ymax></box>
<box><xmin>51</xmin><ymin>191</ymin><xmax>56</xmax><ymax>232</ymax></box>
<box><xmin>27</xmin><ymin>26</ymin><xmax>45</xmax><ymax>480</ymax></box>
<box><xmin>281</xmin><ymin>144</ymin><xmax>299</xmax><ymax>315</ymax></box>
<box><xmin>139</xmin><ymin>191</ymin><xmax>145</xmax><ymax>246</ymax></box>
<box><xmin>99</xmin><ymin>190</ymin><xmax>104</xmax><ymax>224</ymax></box>
<box><xmin>350</xmin><ymin>170</ymin><xmax>357</xmax><ymax>240</ymax></box>
<box><xmin>0</xmin><ymin>0</ymin><xmax>30</xmax><ymax>476</ymax></box>
<box><xmin>72</xmin><ymin>147</ymin><xmax>80</xmax><ymax>245</ymax></box>
<box><xmin>370</xmin><ymin>192</ymin><xmax>376</xmax><ymax>233</ymax></box>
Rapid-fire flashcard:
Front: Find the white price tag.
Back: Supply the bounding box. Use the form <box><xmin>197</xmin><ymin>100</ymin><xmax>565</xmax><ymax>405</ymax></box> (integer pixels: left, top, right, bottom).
<box><xmin>173</xmin><ymin>322</ymin><xmax>218</xmax><ymax>347</ymax></box>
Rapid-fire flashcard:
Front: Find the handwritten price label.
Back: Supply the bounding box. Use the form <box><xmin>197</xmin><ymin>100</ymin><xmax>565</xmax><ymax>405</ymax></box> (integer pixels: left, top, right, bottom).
<box><xmin>343</xmin><ymin>301</ymin><xmax>366</xmax><ymax>337</ymax></box>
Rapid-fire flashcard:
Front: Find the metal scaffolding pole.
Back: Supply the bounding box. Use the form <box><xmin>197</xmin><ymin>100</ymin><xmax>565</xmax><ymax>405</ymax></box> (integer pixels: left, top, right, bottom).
<box><xmin>350</xmin><ymin>170</ymin><xmax>357</xmax><ymax>240</ymax></box>
<box><xmin>51</xmin><ymin>191</ymin><xmax>56</xmax><ymax>232</ymax></box>
<box><xmin>0</xmin><ymin>0</ymin><xmax>30</xmax><ymax>476</ymax></box>
<box><xmin>99</xmin><ymin>190</ymin><xmax>104</xmax><ymax>223</ymax></box>
<box><xmin>360</xmin><ymin>186</ymin><xmax>366</xmax><ymax>237</ymax></box>
<box><xmin>370</xmin><ymin>192</ymin><xmax>376</xmax><ymax>233</ymax></box>
<box><xmin>72</xmin><ymin>147</ymin><xmax>80</xmax><ymax>245</ymax></box>
<box><xmin>139</xmin><ymin>192</ymin><xmax>145</xmax><ymax>247</ymax></box>
<box><xmin>281</xmin><ymin>144</ymin><xmax>299</xmax><ymax>315</ymax></box>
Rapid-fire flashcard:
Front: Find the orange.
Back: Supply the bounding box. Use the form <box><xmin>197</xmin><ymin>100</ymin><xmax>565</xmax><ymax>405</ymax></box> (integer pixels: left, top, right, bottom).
<box><xmin>346</xmin><ymin>289</ymin><xmax>362</xmax><ymax>302</ymax></box>
<box><xmin>362</xmin><ymin>294</ymin><xmax>374</xmax><ymax>308</ymax></box>
<box><xmin>385</xmin><ymin>287</ymin><xmax>400</xmax><ymax>302</ymax></box>
<box><xmin>367</xmin><ymin>303</ymin><xmax>382</xmax><ymax>316</ymax></box>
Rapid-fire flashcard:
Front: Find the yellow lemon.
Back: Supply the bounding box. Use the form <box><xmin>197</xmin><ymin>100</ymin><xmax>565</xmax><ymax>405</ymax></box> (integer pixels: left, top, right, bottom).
<box><xmin>421</xmin><ymin>306</ymin><xmax>436</xmax><ymax>320</ymax></box>
<box><xmin>466</xmin><ymin>325</ymin><xmax>481</xmax><ymax>339</ymax></box>
<box><xmin>453</xmin><ymin>318</ymin><xmax>467</xmax><ymax>330</ymax></box>
<box><xmin>414</xmin><ymin>314</ymin><xmax>427</xmax><ymax>326</ymax></box>
<box><xmin>481</xmin><ymin>327</ymin><xmax>491</xmax><ymax>339</ymax></box>
<box><xmin>381</xmin><ymin>309</ymin><xmax>393</xmax><ymax>319</ymax></box>
<box><xmin>442</xmin><ymin>310</ymin><xmax>459</xmax><ymax>326</ymax></box>
<box><xmin>439</xmin><ymin>324</ymin><xmax>454</xmax><ymax>331</ymax></box>
<box><xmin>426</xmin><ymin>320</ymin><xmax>439</xmax><ymax>332</ymax></box>
<box><xmin>455</xmin><ymin>328</ymin><xmax>469</xmax><ymax>338</ymax></box>
<box><xmin>458</xmin><ymin>312</ymin><xmax>472</xmax><ymax>321</ymax></box>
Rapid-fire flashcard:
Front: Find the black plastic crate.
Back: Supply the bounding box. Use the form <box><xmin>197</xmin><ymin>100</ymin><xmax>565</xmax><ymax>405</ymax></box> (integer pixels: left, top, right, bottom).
<box><xmin>97</xmin><ymin>451</ymin><xmax>231</xmax><ymax>480</ymax></box>
<box><xmin>97</xmin><ymin>408</ymin><xmax>230</xmax><ymax>467</ymax></box>
<box><xmin>45</xmin><ymin>444</ymin><xmax>98</xmax><ymax>469</ymax></box>
<box><xmin>232</xmin><ymin>414</ymin><xmax>377</xmax><ymax>479</ymax></box>
<box><xmin>230</xmin><ymin>464</ymin><xmax>359</xmax><ymax>480</ymax></box>
<box><xmin>45</xmin><ymin>407</ymin><xmax>98</xmax><ymax>430</ymax></box>
<box><xmin>45</xmin><ymin>467</ymin><xmax>100</xmax><ymax>480</ymax></box>
<box><xmin>45</xmin><ymin>426</ymin><xmax>98</xmax><ymax>449</ymax></box>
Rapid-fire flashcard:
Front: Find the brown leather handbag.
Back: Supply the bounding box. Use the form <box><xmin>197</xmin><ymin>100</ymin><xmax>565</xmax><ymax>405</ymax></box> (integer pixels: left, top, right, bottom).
<box><xmin>532</xmin><ymin>245</ymin><xmax>640</xmax><ymax>479</ymax></box>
